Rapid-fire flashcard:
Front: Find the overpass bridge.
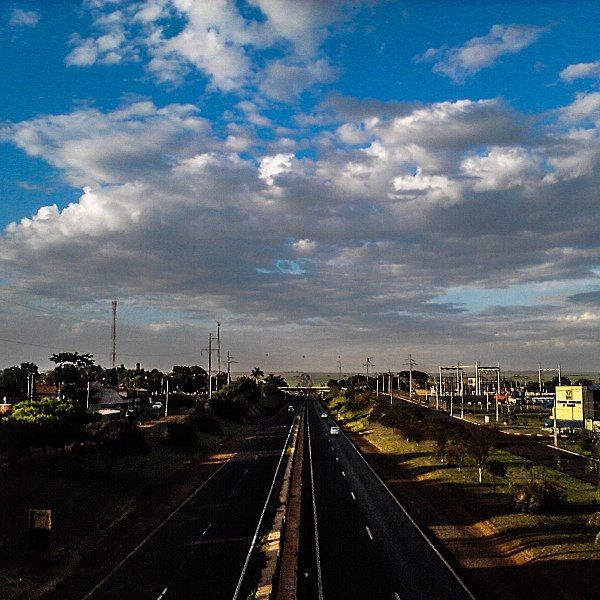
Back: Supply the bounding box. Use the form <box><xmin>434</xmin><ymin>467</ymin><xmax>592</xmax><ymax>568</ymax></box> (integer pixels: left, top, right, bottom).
<box><xmin>279</xmin><ymin>386</ymin><xmax>330</xmax><ymax>397</ymax></box>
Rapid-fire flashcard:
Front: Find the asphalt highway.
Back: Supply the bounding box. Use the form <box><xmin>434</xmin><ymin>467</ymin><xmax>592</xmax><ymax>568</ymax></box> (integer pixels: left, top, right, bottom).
<box><xmin>301</xmin><ymin>399</ymin><xmax>474</xmax><ymax>600</ymax></box>
<box><xmin>81</xmin><ymin>400</ymin><xmax>299</xmax><ymax>600</ymax></box>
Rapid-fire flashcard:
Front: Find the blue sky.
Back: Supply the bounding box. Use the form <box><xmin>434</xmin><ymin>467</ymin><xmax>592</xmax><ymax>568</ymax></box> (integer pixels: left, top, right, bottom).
<box><xmin>0</xmin><ymin>0</ymin><xmax>599</xmax><ymax>372</ymax></box>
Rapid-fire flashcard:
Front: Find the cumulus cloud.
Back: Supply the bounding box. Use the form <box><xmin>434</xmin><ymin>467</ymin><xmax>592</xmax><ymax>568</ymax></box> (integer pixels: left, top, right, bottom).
<box><xmin>259</xmin><ymin>153</ymin><xmax>294</xmax><ymax>185</ymax></box>
<box><xmin>10</xmin><ymin>8</ymin><xmax>39</xmax><ymax>28</ymax></box>
<box><xmin>415</xmin><ymin>24</ymin><xmax>546</xmax><ymax>82</ymax></box>
<box><xmin>64</xmin><ymin>0</ymin><xmax>356</xmax><ymax>98</ymax></box>
<box><xmin>560</xmin><ymin>60</ymin><xmax>600</xmax><ymax>82</ymax></box>
<box><xmin>2</xmin><ymin>91</ymin><xmax>600</xmax><ymax>369</ymax></box>
<box><xmin>461</xmin><ymin>147</ymin><xmax>543</xmax><ymax>190</ymax></box>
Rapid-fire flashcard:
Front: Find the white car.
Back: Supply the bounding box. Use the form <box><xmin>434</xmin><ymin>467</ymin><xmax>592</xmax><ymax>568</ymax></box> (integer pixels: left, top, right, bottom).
<box><xmin>321</xmin><ymin>413</ymin><xmax>327</xmax><ymax>418</ymax></box>
<box><xmin>330</xmin><ymin>426</ymin><xmax>340</xmax><ymax>435</ymax></box>
<box><xmin>151</xmin><ymin>401</ymin><xmax>163</xmax><ymax>410</ymax></box>
<box><xmin>288</xmin><ymin>405</ymin><xmax>294</xmax><ymax>412</ymax></box>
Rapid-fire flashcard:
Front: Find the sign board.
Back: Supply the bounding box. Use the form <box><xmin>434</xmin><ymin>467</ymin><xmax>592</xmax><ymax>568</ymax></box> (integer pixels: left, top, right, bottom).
<box><xmin>27</xmin><ymin>509</ymin><xmax>51</xmax><ymax>558</ymax></box>
<box><xmin>554</xmin><ymin>386</ymin><xmax>592</xmax><ymax>425</ymax></box>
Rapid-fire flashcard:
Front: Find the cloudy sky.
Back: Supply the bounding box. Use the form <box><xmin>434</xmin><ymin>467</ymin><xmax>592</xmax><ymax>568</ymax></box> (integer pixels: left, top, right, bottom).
<box><xmin>0</xmin><ymin>1</ymin><xmax>599</xmax><ymax>374</ymax></box>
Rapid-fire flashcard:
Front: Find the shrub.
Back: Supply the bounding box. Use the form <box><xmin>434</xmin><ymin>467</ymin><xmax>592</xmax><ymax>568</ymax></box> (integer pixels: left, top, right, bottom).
<box><xmin>163</xmin><ymin>422</ymin><xmax>197</xmax><ymax>447</ymax></box>
<box><xmin>186</xmin><ymin>411</ymin><xmax>222</xmax><ymax>434</ymax></box>
<box><xmin>511</xmin><ymin>477</ymin><xmax>567</xmax><ymax>514</ymax></box>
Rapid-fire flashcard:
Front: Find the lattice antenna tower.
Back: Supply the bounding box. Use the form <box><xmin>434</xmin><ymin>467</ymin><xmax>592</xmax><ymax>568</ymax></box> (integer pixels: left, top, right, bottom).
<box><xmin>111</xmin><ymin>299</ymin><xmax>117</xmax><ymax>369</ymax></box>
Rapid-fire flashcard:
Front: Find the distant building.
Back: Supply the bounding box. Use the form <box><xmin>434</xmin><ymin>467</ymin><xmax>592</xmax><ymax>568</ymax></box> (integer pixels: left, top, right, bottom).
<box><xmin>34</xmin><ymin>384</ymin><xmax>59</xmax><ymax>400</ymax></box>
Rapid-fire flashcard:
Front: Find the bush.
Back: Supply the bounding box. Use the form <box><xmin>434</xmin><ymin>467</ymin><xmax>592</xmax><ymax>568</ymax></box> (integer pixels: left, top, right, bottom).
<box><xmin>186</xmin><ymin>411</ymin><xmax>222</xmax><ymax>434</ymax></box>
<box><xmin>163</xmin><ymin>422</ymin><xmax>198</xmax><ymax>447</ymax></box>
<box><xmin>511</xmin><ymin>477</ymin><xmax>567</xmax><ymax>514</ymax></box>
<box><xmin>344</xmin><ymin>393</ymin><xmax>371</xmax><ymax>411</ymax></box>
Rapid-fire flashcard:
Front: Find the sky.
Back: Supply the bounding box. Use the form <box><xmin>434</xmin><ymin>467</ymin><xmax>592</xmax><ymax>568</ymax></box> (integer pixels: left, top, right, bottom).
<box><xmin>0</xmin><ymin>0</ymin><xmax>599</xmax><ymax>374</ymax></box>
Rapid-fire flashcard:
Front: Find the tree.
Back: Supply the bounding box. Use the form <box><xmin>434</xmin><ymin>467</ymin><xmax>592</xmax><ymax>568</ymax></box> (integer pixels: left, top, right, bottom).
<box><xmin>49</xmin><ymin>352</ymin><xmax>100</xmax><ymax>403</ymax></box>
<box><xmin>262</xmin><ymin>374</ymin><xmax>287</xmax><ymax>405</ymax></box>
<box><xmin>10</xmin><ymin>397</ymin><xmax>86</xmax><ymax>454</ymax></box>
<box><xmin>84</xmin><ymin>420</ymin><xmax>149</xmax><ymax>479</ymax></box>
<box><xmin>486</xmin><ymin>460</ymin><xmax>507</xmax><ymax>494</ymax></box>
<box><xmin>0</xmin><ymin>363</ymin><xmax>39</xmax><ymax>401</ymax></box>
<box><xmin>209</xmin><ymin>377</ymin><xmax>261</xmax><ymax>421</ymax></box>
<box><xmin>251</xmin><ymin>367</ymin><xmax>264</xmax><ymax>381</ymax></box>
<box><xmin>171</xmin><ymin>365</ymin><xmax>208</xmax><ymax>394</ymax></box>
<box><xmin>428</xmin><ymin>422</ymin><xmax>451</xmax><ymax>463</ymax></box>
<box><xmin>463</xmin><ymin>425</ymin><xmax>498</xmax><ymax>483</ymax></box>
<box><xmin>447</xmin><ymin>431</ymin><xmax>469</xmax><ymax>473</ymax></box>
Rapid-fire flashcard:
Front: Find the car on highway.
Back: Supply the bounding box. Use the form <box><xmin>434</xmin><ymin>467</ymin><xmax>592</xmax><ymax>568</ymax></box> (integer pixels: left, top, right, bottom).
<box><xmin>330</xmin><ymin>426</ymin><xmax>340</xmax><ymax>435</ymax></box>
<box><xmin>321</xmin><ymin>412</ymin><xmax>327</xmax><ymax>418</ymax></box>
<box><xmin>288</xmin><ymin>405</ymin><xmax>294</xmax><ymax>412</ymax></box>
<box><xmin>151</xmin><ymin>401</ymin><xmax>163</xmax><ymax>410</ymax></box>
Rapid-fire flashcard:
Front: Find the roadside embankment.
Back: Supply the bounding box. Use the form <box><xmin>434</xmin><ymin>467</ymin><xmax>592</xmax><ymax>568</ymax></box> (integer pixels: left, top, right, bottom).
<box><xmin>325</xmin><ymin>395</ymin><xmax>600</xmax><ymax>600</ymax></box>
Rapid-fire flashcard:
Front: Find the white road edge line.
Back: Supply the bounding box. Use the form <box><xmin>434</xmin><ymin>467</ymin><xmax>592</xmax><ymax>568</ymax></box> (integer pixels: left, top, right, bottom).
<box><xmin>82</xmin><ymin>434</ymin><xmax>256</xmax><ymax>600</ymax></box>
<box><xmin>329</xmin><ymin>404</ymin><xmax>477</xmax><ymax>600</ymax></box>
<box><xmin>342</xmin><ymin>470</ymin><xmax>346</xmax><ymax>477</ymax></box>
<box><xmin>231</xmin><ymin>407</ymin><xmax>298</xmax><ymax>600</ymax></box>
<box><xmin>366</xmin><ymin>526</ymin><xmax>373</xmax><ymax>540</ymax></box>
<box><xmin>394</xmin><ymin>592</ymin><xmax>401</xmax><ymax>600</ymax></box>
<box><xmin>351</xmin><ymin>491</ymin><xmax>356</xmax><ymax>500</ymax></box>
<box><xmin>202</xmin><ymin>523</ymin><xmax>211</xmax><ymax>537</ymax></box>
<box><xmin>307</xmin><ymin>405</ymin><xmax>325</xmax><ymax>600</ymax></box>
<box><xmin>157</xmin><ymin>587</ymin><xmax>168</xmax><ymax>600</ymax></box>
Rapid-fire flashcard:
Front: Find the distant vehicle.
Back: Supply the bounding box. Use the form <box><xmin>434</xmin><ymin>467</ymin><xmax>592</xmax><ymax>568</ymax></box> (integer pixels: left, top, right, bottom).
<box><xmin>330</xmin><ymin>426</ymin><xmax>340</xmax><ymax>435</ymax></box>
<box><xmin>321</xmin><ymin>412</ymin><xmax>327</xmax><ymax>418</ymax></box>
<box><xmin>288</xmin><ymin>405</ymin><xmax>294</xmax><ymax>412</ymax></box>
<box><xmin>152</xmin><ymin>401</ymin><xmax>163</xmax><ymax>410</ymax></box>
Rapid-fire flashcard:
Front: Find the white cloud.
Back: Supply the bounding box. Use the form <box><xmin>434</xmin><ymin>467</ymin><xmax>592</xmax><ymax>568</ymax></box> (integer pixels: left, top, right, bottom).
<box><xmin>560</xmin><ymin>92</ymin><xmax>600</xmax><ymax>122</ymax></box>
<box><xmin>560</xmin><ymin>60</ymin><xmax>600</xmax><ymax>82</ymax></box>
<box><xmin>10</xmin><ymin>8</ymin><xmax>40</xmax><ymax>28</ymax></box>
<box><xmin>415</xmin><ymin>24</ymin><xmax>546</xmax><ymax>82</ymax></box>
<box><xmin>2</xmin><ymin>95</ymin><xmax>600</xmax><ymax>369</ymax></box>
<box><xmin>390</xmin><ymin>167</ymin><xmax>460</xmax><ymax>205</ymax></box>
<box><xmin>259</xmin><ymin>153</ymin><xmax>294</xmax><ymax>185</ymax></box>
<box><xmin>65</xmin><ymin>0</ymin><xmax>355</xmax><ymax>98</ymax></box>
<box><xmin>461</xmin><ymin>147</ymin><xmax>543</xmax><ymax>190</ymax></box>
<box><xmin>4</xmin><ymin>101</ymin><xmax>210</xmax><ymax>186</ymax></box>
<box><xmin>292</xmin><ymin>239</ymin><xmax>317</xmax><ymax>254</ymax></box>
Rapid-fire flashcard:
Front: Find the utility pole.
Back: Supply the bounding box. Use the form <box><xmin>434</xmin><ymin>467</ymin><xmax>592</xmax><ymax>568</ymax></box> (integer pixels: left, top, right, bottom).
<box><xmin>208</xmin><ymin>333</ymin><xmax>213</xmax><ymax>399</ymax></box>
<box><xmin>337</xmin><ymin>355</ymin><xmax>342</xmax><ymax>379</ymax></box>
<box><xmin>404</xmin><ymin>354</ymin><xmax>417</xmax><ymax>398</ymax></box>
<box><xmin>165</xmin><ymin>378</ymin><xmax>170</xmax><ymax>417</ymax></box>
<box><xmin>217</xmin><ymin>322</ymin><xmax>221</xmax><ymax>374</ymax></box>
<box><xmin>201</xmin><ymin>333</ymin><xmax>217</xmax><ymax>399</ymax></box>
<box><xmin>226</xmin><ymin>351</ymin><xmax>238</xmax><ymax>385</ymax></box>
<box><xmin>111</xmin><ymin>299</ymin><xmax>117</xmax><ymax>369</ymax></box>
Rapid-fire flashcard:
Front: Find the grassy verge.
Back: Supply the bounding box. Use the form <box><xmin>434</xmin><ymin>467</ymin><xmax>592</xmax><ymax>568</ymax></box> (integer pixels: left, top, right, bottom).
<box><xmin>327</xmin><ymin>396</ymin><xmax>600</xmax><ymax>564</ymax></box>
<box><xmin>0</xmin><ymin>415</ymin><xmax>240</xmax><ymax>598</ymax></box>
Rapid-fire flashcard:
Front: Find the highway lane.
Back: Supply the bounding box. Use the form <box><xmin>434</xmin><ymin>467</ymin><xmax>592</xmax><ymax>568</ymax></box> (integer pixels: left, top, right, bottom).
<box><xmin>306</xmin><ymin>399</ymin><xmax>474</xmax><ymax>600</ymax></box>
<box><xmin>82</xmin><ymin>400</ymin><xmax>299</xmax><ymax>600</ymax></box>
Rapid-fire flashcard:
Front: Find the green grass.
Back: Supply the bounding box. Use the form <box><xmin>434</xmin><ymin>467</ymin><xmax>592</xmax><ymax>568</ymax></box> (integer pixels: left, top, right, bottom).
<box><xmin>327</xmin><ymin>396</ymin><xmax>600</xmax><ymax>563</ymax></box>
<box><xmin>0</xmin><ymin>416</ymin><xmax>240</xmax><ymax>598</ymax></box>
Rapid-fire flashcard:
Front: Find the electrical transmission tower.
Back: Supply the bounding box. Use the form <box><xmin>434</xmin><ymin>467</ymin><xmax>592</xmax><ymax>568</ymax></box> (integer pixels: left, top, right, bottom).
<box><xmin>363</xmin><ymin>357</ymin><xmax>374</xmax><ymax>380</ymax></box>
<box><xmin>404</xmin><ymin>354</ymin><xmax>417</xmax><ymax>397</ymax></box>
